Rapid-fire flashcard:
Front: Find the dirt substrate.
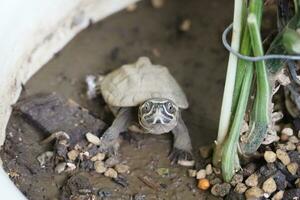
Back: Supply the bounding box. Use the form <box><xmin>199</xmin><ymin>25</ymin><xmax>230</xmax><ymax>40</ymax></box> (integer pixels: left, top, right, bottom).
<box><xmin>0</xmin><ymin>0</ymin><xmax>236</xmax><ymax>199</ymax></box>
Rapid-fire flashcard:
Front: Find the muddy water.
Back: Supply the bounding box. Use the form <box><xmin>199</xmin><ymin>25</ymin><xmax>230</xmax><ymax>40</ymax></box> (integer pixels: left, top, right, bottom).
<box><xmin>2</xmin><ymin>0</ymin><xmax>232</xmax><ymax>199</ymax></box>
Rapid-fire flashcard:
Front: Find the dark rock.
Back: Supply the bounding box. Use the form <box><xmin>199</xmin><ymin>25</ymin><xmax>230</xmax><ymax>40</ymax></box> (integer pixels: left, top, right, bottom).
<box><xmin>133</xmin><ymin>193</ymin><xmax>146</xmax><ymax>200</ymax></box>
<box><xmin>61</xmin><ymin>174</ymin><xmax>92</xmax><ymax>200</ymax></box>
<box><xmin>275</xmin><ymin>161</ymin><xmax>298</xmax><ymax>182</ymax></box>
<box><xmin>224</xmin><ymin>190</ymin><xmax>245</xmax><ymax>200</ymax></box>
<box><xmin>80</xmin><ymin>159</ymin><xmax>94</xmax><ymax>171</ymax></box>
<box><xmin>273</xmin><ymin>171</ymin><xmax>287</xmax><ymax>190</ymax></box>
<box><xmin>243</xmin><ymin>162</ymin><xmax>258</xmax><ymax>177</ymax></box>
<box><xmin>258</xmin><ymin>163</ymin><xmax>277</xmax><ymax>183</ymax></box>
<box><xmin>283</xmin><ymin>189</ymin><xmax>300</xmax><ymax>200</ymax></box>
<box><xmin>288</xmin><ymin>151</ymin><xmax>300</xmax><ymax>165</ymax></box>
<box><xmin>113</xmin><ymin>175</ymin><xmax>129</xmax><ymax>187</ymax></box>
<box><xmin>97</xmin><ymin>188</ymin><xmax>112</xmax><ymax>198</ymax></box>
<box><xmin>14</xmin><ymin>93</ymin><xmax>106</xmax><ymax>146</ymax></box>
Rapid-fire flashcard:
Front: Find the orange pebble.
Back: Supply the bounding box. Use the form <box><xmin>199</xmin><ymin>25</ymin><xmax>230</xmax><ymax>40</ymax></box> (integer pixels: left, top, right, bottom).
<box><xmin>197</xmin><ymin>178</ymin><xmax>210</xmax><ymax>190</ymax></box>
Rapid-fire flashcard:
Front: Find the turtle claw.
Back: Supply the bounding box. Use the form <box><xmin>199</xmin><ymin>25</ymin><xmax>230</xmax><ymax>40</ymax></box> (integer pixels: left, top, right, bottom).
<box><xmin>168</xmin><ymin>148</ymin><xmax>195</xmax><ymax>167</ymax></box>
<box><xmin>98</xmin><ymin>138</ymin><xmax>120</xmax><ymax>157</ymax></box>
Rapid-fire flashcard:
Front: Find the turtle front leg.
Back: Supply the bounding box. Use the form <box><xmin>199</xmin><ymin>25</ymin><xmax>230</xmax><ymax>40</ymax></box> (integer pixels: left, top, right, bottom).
<box><xmin>169</xmin><ymin>116</ymin><xmax>194</xmax><ymax>166</ymax></box>
<box><xmin>99</xmin><ymin>107</ymin><xmax>133</xmax><ymax>156</ymax></box>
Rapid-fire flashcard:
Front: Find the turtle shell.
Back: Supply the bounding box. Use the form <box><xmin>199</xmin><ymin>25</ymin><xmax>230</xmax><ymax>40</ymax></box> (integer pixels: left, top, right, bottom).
<box><xmin>100</xmin><ymin>57</ymin><xmax>188</xmax><ymax>109</ymax></box>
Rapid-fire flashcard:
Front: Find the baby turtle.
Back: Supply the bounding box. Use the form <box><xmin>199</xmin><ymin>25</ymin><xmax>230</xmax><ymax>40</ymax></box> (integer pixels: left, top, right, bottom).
<box><xmin>87</xmin><ymin>57</ymin><xmax>194</xmax><ymax>166</ymax></box>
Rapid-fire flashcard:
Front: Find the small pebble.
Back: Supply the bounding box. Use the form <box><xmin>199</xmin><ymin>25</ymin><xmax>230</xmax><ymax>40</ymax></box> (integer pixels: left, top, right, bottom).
<box><xmin>55</xmin><ymin>162</ymin><xmax>66</xmax><ymax>174</ymax></box>
<box><xmin>205</xmin><ymin>164</ymin><xmax>213</xmax><ymax>175</ymax></box>
<box><xmin>37</xmin><ymin>151</ymin><xmax>54</xmax><ymax>167</ymax></box>
<box><xmin>179</xmin><ymin>19</ymin><xmax>191</xmax><ymax>32</ymax></box>
<box><xmin>289</xmin><ymin>136</ymin><xmax>299</xmax><ymax>144</ymax></box>
<box><xmin>197</xmin><ymin>178</ymin><xmax>210</xmax><ymax>190</ymax></box>
<box><xmin>126</xmin><ymin>3</ymin><xmax>137</xmax><ymax>12</ymax></box>
<box><xmin>281</xmin><ymin>127</ymin><xmax>294</xmax><ymax>136</ymax></box>
<box><xmin>272</xmin><ymin>190</ymin><xmax>284</xmax><ymax>200</ymax></box>
<box><xmin>188</xmin><ymin>169</ymin><xmax>197</xmax><ymax>177</ymax></box>
<box><xmin>65</xmin><ymin>163</ymin><xmax>76</xmax><ymax>172</ymax></box>
<box><xmin>210</xmin><ymin>178</ymin><xmax>222</xmax><ymax>185</ymax></box>
<box><xmin>210</xmin><ymin>183</ymin><xmax>231</xmax><ymax>197</ymax></box>
<box><xmin>104</xmin><ymin>168</ymin><xmax>118</xmax><ymax>178</ymax></box>
<box><xmin>230</xmin><ymin>174</ymin><xmax>243</xmax><ymax>186</ymax></box>
<box><xmin>297</xmin><ymin>145</ymin><xmax>300</xmax><ymax>153</ymax></box>
<box><xmin>196</xmin><ymin>169</ymin><xmax>206</xmax><ymax>179</ymax></box>
<box><xmin>245</xmin><ymin>187</ymin><xmax>264</xmax><ymax>199</ymax></box>
<box><xmin>287</xmin><ymin>162</ymin><xmax>298</xmax><ymax>175</ymax></box>
<box><xmin>245</xmin><ymin>173</ymin><xmax>258</xmax><ymax>187</ymax></box>
<box><xmin>85</xmin><ymin>132</ymin><xmax>101</xmax><ymax>145</ymax></box>
<box><xmin>285</xmin><ymin>141</ymin><xmax>296</xmax><ymax>151</ymax></box>
<box><xmin>262</xmin><ymin>177</ymin><xmax>277</xmax><ymax>194</ymax></box>
<box><xmin>234</xmin><ymin>183</ymin><xmax>247</xmax><ymax>194</ymax></box>
<box><xmin>94</xmin><ymin>161</ymin><xmax>106</xmax><ymax>174</ymax></box>
<box><xmin>151</xmin><ymin>0</ymin><xmax>165</xmax><ymax>8</ymax></box>
<box><xmin>199</xmin><ymin>145</ymin><xmax>212</xmax><ymax>158</ymax></box>
<box><xmin>276</xmin><ymin>149</ymin><xmax>291</xmax><ymax>165</ymax></box>
<box><xmin>67</xmin><ymin>150</ymin><xmax>79</xmax><ymax>161</ymax></box>
<box><xmin>295</xmin><ymin>178</ymin><xmax>300</xmax><ymax>188</ymax></box>
<box><xmin>90</xmin><ymin>153</ymin><xmax>105</xmax><ymax>162</ymax></box>
<box><xmin>105</xmin><ymin>156</ymin><xmax>120</xmax><ymax>167</ymax></box>
<box><xmin>115</xmin><ymin>164</ymin><xmax>129</xmax><ymax>174</ymax></box>
<box><xmin>156</xmin><ymin>168</ymin><xmax>169</xmax><ymax>177</ymax></box>
<box><xmin>264</xmin><ymin>151</ymin><xmax>277</xmax><ymax>163</ymax></box>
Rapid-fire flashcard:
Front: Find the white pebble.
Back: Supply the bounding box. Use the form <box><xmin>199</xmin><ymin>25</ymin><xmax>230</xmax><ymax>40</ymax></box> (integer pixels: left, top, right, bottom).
<box><xmin>179</xmin><ymin>19</ymin><xmax>191</xmax><ymax>32</ymax></box>
<box><xmin>289</xmin><ymin>136</ymin><xmax>299</xmax><ymax>144</ymax></box>
<box><xmin>67</xmin><ymin>150</ymin><xmax>79</xmax><ymax>161</ymax></box>
<box><xmin>281</xmin><ymin>127</ymin><xmax>293</xmax><ymax>136</ymax></box>
<box><xmin>65</xmin><ymin>163</ymin><xmax>76</xmax><ymax>172</ymax></box>
<box><xmin>104</xmin><ymin>168</ymin><xmax>118</xmax><ymax>178</ymax></box>
<box><xmin>287</xmin><ymin>162</ymin><xmax>298</xmax><ymax>175</ymax></box>
<box><xmin>245</xmin><ymin>187</ymin><xmax>264</xmax><ymax>199</ymax></box>
<box><xmin>262</xmin><ymin>177</ymin><xmax>277</xmax><ymax>194</ymax></box>
<box><xmin>114</xmin><ymin>164</ymin><xmax>129</xmax><ymax>174</ymax></box>
<box><xmin>234</xmin><ymin>183</ymin><xmax>247</xmax><ymax>194</ymax></box>
<box><xmin>188</xmin><ymin>169</ymin><xmax>197</xmax><ymax>177</ymax></box>
<box><xmin>276</xmin><ymin>149</ymin><xmax>291</xmax><ymax>165</ymax></box>
<box><xmin>264</xmin><ymin>151</ymin><xmax>277</xmax><ymax>163</ymax></box>
<box><xmin>37</xmin><ymin>151</ymin><xmax>54</xmax><ymax>167</ymax></box>
<box><xmin>94</xmin><ymin>161</ymin><xmax>106</xmax><ymax>174</ymax></box>
<box><xmin>151</xmin><ymin>0</ymin><xmax>165</xmax><ymax>8</ymax></box>
<box><xmin>245</xmin><ymin>173</ymin><xmax>258</xmax><ymax>187</ymax></box>
<box><xmin>196</xmin><ymin>169</ymin><xmax>206</xmax><ymax>179</ymax></box>
<box><xmin>91</xmin><ymin>153</ymin><xmax>105</xmax><ymax>162</ymax></box>
<box><xmin>85</xmin><ymin>132</ymin><xmax>101</xmax><ymax>145</ymax></box>
<box><xmin>55</xmin><ymin>162</ymin><xmax>66</xmax><ymax>174</ymax></box>
<box><xmin>272</xmin><ymin>190</ymin><xmax>284</xmax><ymax>200</ymax></box>
<box><xmin>205</xmin><ymin>164</ymin><xmax>213</xmax><ymax>175</ymax></box>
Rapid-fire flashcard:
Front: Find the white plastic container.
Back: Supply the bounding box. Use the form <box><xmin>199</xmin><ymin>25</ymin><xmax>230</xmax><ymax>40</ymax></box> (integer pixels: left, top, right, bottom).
<box><xmin>0</xmin><ymin>0</ymin><xmax>139</xmax><ymax>199</ymax></box>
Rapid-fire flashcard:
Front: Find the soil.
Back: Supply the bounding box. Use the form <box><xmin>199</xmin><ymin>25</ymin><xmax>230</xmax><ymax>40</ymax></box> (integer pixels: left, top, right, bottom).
<box><xmin>0</xmin><ymin>0</ymin><xmax>234</xmax><ymax>199</ymax></box>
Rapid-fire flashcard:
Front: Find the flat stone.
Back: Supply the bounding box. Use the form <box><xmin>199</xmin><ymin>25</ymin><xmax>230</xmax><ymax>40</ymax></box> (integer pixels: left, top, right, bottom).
<box><xmin>94</xmin><ymin>161</ymin><xmax>106</xmax><ymax>174</ymax></box>
<box><xmin>272</xmin><ymin>190</ymin><xmax>284</xmax><ymax>200</ymax></box>
<box><xmin>287</xmin><ymin>162</ymin><xmax>298</xmax><ymax>175</ymax></box>
<box><xmin>245</xmin><ymin>173</ymin><xmax>258</xmax><ymax>187</ymax></box>
<box><xmin>205</xmin><ymin>164</ymin><xmax>213</xmax><ymax>175</ymax></box>
<box><xmin>114</xmin><ymin>164</ymin><xmax>129</xmax><ymax>174</ymax></box>
<box><xmin>234</xmin><ymin>183</ymin><xmax>247</xmax><ymax>194</ymax></box>
<box><xmin>264</xmin><ymin>151</ymin><xmax>277</xmax><ymax>163</ymax></box>
<box><xmin>104</xmin><ymin>168</ymin><xmax>118</xmax><ymax>178</ymax></box>
<box><xmin>90</xmin><ymin>153</ymin><xmax>105</xmax><ymax>162</ymax></box>
<box><xmin>14</xmin><ymin>93</ymin><xmax>106</xmax><ymax>146</ymax></box>
<box><xmin>276</xmin><ymin>149</ymin><xmax>291</xmax><ymax>165</ymax></box>
<box><xmin>85</xmin><ymin>132</ymin><xmax>101</xmax><ymax>145</ymax></box>
<box><xmin>245</xmin><ymin>187</ymin><xmax>264</xmax><ymax>199</ymax></box>
<box><xmin>196</xmin><ymin>169</ymin><xmax>206</xmax><ymax>179</ymax></box>
<box><xmin>262</xmin><ymin>177</ymin><xmax>277</xmax><ymax>194</ymax></box>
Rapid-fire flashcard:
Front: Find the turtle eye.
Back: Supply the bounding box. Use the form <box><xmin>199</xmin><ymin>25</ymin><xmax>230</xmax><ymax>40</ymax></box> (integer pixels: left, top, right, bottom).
<box><xmin>166</xmin><ymin>102</ymin><xmax>176</xmax><ymax>113</ymax></box>
<box><xmin>142</xmin><ymin>102</ymin><xmax>152</xmax><ymax>113</ymax></box>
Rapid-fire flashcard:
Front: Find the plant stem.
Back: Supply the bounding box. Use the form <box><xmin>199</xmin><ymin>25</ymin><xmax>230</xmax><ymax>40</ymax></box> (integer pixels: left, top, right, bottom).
<box><xmin>240</xmin><ymin>13</ymin><xmax>270</xmax><ymax>154</ymax></box>
<box><xmin>213</xmin><ymin>0</ymin><xmax>245</xmax><ymax>166</ymax></box>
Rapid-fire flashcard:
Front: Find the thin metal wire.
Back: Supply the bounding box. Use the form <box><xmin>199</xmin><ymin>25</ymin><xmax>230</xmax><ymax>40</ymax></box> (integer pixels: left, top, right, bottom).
<box><xmin>222</xmin><ymin>23</ymin><xmax>300</xmax><ymax>61</ymax></box>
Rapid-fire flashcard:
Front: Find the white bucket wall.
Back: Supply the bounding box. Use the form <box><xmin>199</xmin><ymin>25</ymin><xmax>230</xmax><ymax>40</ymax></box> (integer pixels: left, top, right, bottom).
<box><xmin>0</xmin><ymin>0</ymin><xmax>139</xmax><ymax>199</ymax></box>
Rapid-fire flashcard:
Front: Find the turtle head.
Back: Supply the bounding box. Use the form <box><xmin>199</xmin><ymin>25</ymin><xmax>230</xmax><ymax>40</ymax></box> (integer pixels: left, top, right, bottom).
<box><xmin>138</xmin><ymin>98</ymin><xmax>179</xmax><ymax>134</ymax></box>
